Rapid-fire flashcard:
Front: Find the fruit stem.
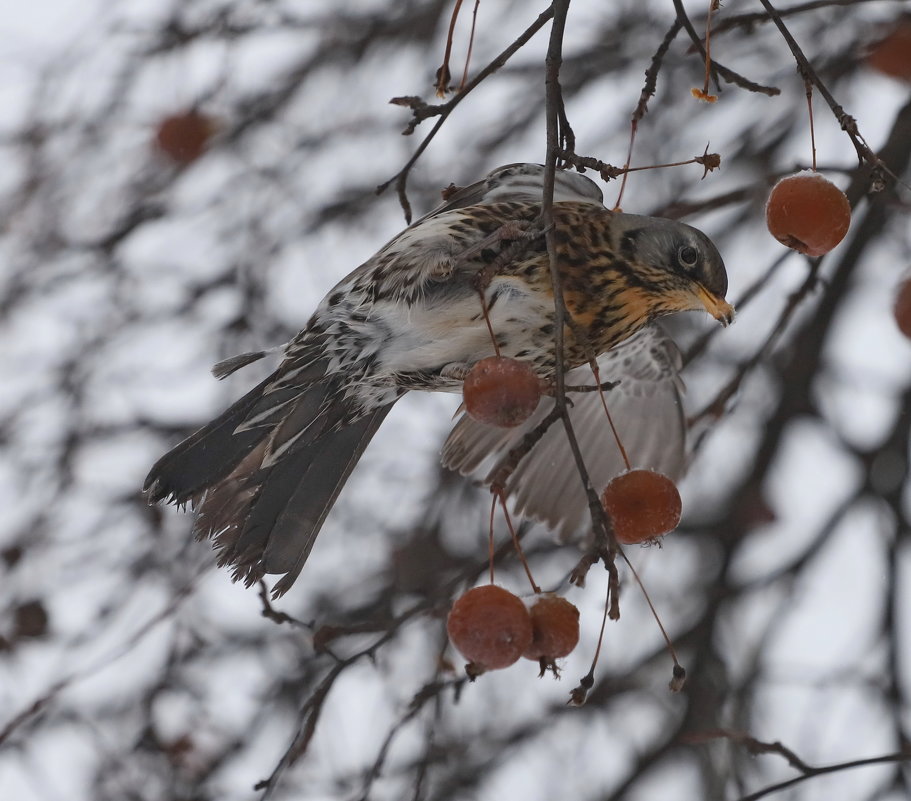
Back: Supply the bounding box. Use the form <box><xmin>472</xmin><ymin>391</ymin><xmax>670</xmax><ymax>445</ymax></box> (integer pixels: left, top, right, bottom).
<box><xmin>570</xmin><ymin>573</ymin><xmax>613</xmax><ymax>706</ymax></box>
<box><xmin>496</xmin><ymin>489</ymin><xmax>541</xmax><ymax>593</ymax></box>
<box><xmin>613</xmin><ymin>120</ymin><xmax>637</xmax><ymax>211</ymax></box>
<box><xmin>435</xmin><ymin>0</ymin><xmax>464</xmax><ymax>97</ymax></box>
<box><xmin>805</xmin><ymin>78</ymin><xmax>817</xmax><ymax>172</ymax></box>
<box><xmin>591</xmin><ymin>574</ymin><xmax>611</xmax><ymax>666</ymax></box>
<box><xmin>590</xmin><ymin>360</ymin><xmax>632</xmax><ymax>471</ymax></box>
<box><xmin>619</xmin><ymin>550</ymin><xmax>684</xmax><ymax>679</ymax></box>
<box><xmin>487</xmin><ymin>494</ymin><xmax>497</xmax><ymax>585</ymax></box>
<box><xmin>476</xmin><ymin>288</ymin><xmax>502</xmax><ymax>357</ymax></box>
<box><xmin>458</xmin><ymin>0</ymin><xmax>481</xmax><ymax>91</ymax></box>
<box><xmin>700</xmin><ymin>0</ymin><xmax>718</xmax><ymax>99</ymax></box>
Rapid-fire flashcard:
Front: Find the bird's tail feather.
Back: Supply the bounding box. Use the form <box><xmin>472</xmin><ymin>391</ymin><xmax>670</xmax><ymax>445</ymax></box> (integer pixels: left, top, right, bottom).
<box><xmin>143</xmin><ymin>375</ymin><xmax>276</xmax><ymax>506</ymax></box>
<box><xmin>144</xmin><ymin>369</ymin><xmax>393</xmax><ymax>595</ymax></box>
<box><xmin>200</xmin><ymin>403</ymin><xmax>391</xmax><ymax>595</ymax></box>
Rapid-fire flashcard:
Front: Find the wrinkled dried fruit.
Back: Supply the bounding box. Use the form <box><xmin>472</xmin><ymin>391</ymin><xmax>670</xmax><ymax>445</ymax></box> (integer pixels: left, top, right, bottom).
<box><xmin>447</xmin><ymin>585</ymin><xmax>533</xmax><ymax>671</ymax></box>
<box><xmin>766</xmin><ymin>173</ymin><xmax>851</xmax><ymax>258</ymax></box>
<box><xmin>463</xmin><ymin>356</ymin><xmax>541</xmax><ymax>428</ymax></box>
<box><xmin>155</xmin><ymin>111</ymin><xmax>215</xmax><ymax>165</ymax></box>
<box><xmin>867</xmin><ymin>20</ymin><xmax>911</xmax><ymax>82</ymax></box>
<box><xmin>13</xmin><ymin>599</ymin><xmax>49</xmax><ymax>639</ymax></box>
<box><xmin>895</xmin><ymin>278</ymin><xmax>911</xmax><ymax>340</ymax></box>
<box><xmin>523</xmin><ymin>594</ymin><xmax>580</xmax><ymax>661</ymax></box>
<box><xmin>602</xmin><ymin>469</ymin><xmax>682</xmax><ymax>545</ymax></box>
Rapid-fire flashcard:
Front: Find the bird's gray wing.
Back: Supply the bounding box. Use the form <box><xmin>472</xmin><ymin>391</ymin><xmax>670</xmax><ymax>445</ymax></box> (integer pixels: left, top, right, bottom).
<box><xmin>329</xmin><ymin>163</ymin><xmax>605</xmax><ymax>307</ymax></box>
<box><xmin>440</xmin><ymin>325</ymin><xmax>686</xmax><ymax>539</ymax></box>
<box><xmin>414</xmin><ymin>162</ymin><xmax>604</xmax><ymax>222</ymax></box>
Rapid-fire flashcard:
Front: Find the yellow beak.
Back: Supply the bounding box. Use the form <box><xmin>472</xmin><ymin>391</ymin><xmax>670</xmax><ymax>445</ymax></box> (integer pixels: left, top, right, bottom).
<box><xmin>695</xmin><ymin>284</ymin><xmax>735</xmax><ymax>327</ymax></box>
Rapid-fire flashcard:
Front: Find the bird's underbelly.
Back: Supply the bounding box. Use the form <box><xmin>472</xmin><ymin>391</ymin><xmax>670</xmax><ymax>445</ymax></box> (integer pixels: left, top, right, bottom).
<box><xmin>373</xmin><ymin>281</ymin><xmax>556</xmax><ymax>382</ymax></box>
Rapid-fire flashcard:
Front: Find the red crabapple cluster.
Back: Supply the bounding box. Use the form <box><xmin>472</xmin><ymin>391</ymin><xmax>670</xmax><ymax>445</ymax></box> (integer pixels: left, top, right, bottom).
<box><xmin>447</xmin><ymin>356</ymin><xmax>683</xmax><ymax>677</ymax></box>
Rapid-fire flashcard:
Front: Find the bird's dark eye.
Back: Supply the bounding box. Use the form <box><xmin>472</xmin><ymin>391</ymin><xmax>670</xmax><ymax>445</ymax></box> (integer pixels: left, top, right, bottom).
<box><xmin>677</xmin><ymin>245</ymin><xmax>699</xmax><ymax>269</ymax></box>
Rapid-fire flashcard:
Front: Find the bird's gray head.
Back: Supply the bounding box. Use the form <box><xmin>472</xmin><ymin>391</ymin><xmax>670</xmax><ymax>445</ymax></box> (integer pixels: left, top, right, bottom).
<box><xmin>612</xmin><ymin>213</ymin><xmax>734</xmax><ymax>326</ymax></box>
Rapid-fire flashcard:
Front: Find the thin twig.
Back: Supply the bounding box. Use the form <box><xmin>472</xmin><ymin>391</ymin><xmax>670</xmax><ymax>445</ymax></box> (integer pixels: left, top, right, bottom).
<box><xmin>738</xmin><ymin>752</ymin><xmax>911</xmax><ymax>801</ymax></box>
<box><xmin>709</xmin><ymin>0</ymin><xmax>880</xmax><ymax>38</ymax></box>
<box><xmin>612</xmin><ymin>16</ymin><xmax>685</xmax><ymax>208</ymax></box>
<box><xmin>541</xmin><ymin>3</ymin><xmax>620</xmax><ymax>624</ymax></box>
<box><xmin>542</xmin><ymin>1</ymin><xmax>614</xmax><ymax>546</ymax></box>
<box><xmin>258</xmin><ymin>581</ymin><xmax>309</xmax><ymax>627</ymax></box>
<box><xmin>758</xmin><ymin>0</ymin><xmax>878</xmax><ymax>167</ymax></box>
<box><xmin>673</xmin><ymin>0</ymin><xmax>781</xmax><ymax>97</ymax></box>
<box><xmin>634</xmin><ymin>19</ymin><xmax>683</xmax><ymax>124</ymax></box>
<box><xmin>459</xmin><ymin>0</ymin><xmax>482</xmax><ymax>91</ymax></box>
<box><xmin>379</xmin><ymin>4</ymin><xmax>556</xmax><ymax>221</ymax></box>
<box><xmin>560</xmin><ymin>147</ymin><xmax>720</xmax><ymax>183</ymax></box>
<box><xmin>0</xmin><ymin>580</ymin><xmax>197</xmax><ymax>746</ymax></box>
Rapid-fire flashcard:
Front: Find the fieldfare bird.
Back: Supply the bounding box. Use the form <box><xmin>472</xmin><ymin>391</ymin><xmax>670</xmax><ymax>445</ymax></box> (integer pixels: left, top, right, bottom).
<box><xmin>145</xmin><ymin>163</ymin><xmax>733</xmax><ymax>594</ymax></box>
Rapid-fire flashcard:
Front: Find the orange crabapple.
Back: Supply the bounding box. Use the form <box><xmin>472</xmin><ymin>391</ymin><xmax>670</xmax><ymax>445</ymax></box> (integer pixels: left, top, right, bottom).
<box><xmin>766</xmin><ymin>172</ymin><xmax>851</xmax><ymax>258</ymax></box>
<box><xmin>601</xmin><ymin>469</ymin><xmax>682</xmax><ymax>545</ymax></box>
<box><xmin>463</xmin><ymin>356</ymin><xmax>542</xmax><ymax>428</ymax></box>
<box><xmin>446</xmin><ymin>585</ymin><xmax>533</xmax><ymax>672</ymax></box>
